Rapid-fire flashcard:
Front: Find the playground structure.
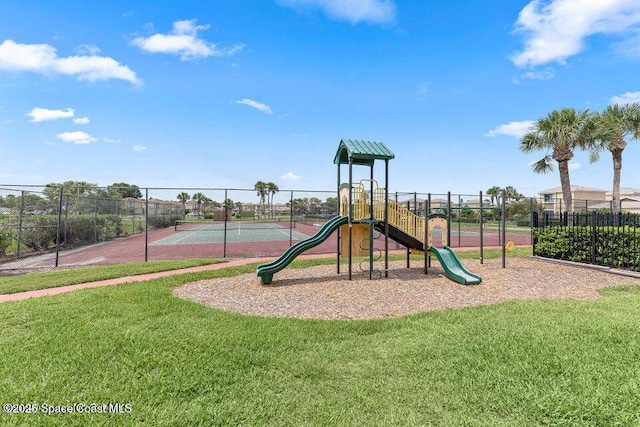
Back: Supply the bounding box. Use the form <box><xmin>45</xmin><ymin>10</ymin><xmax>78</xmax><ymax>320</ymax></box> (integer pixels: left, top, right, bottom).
<box><xmin>257</xmin><ymin>139</ymin><xmax>483</xmax><ymax>285</ymax></box>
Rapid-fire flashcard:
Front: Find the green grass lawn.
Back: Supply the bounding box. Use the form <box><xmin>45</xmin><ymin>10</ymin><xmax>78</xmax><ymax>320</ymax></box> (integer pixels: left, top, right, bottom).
<box><xmin>0</xmin><ymin>259</ymin><xmax>223</xmax><ymax>295</ymax></box>
<box><xmin>1</xmin><ymin>250</ymin><xmax>639</xmax><ymax>426</ymax></box>
<box><xmin>452</xmin><ymin>221</ymin><xmax>532</xmax><ymax>235</ymax></box>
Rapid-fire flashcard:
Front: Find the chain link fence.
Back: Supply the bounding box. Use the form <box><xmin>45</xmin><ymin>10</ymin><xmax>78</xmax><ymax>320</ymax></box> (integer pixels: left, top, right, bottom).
<box><xmin>1</xmin><ymin>185</ymin><xmax>538</xmax><ymax>271</ymax></box>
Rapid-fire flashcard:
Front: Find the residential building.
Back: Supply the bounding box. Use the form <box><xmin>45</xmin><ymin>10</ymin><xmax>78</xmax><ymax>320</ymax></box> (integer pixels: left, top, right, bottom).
<box><xmin>538</xmin><ymin>185</ymin><xmax>607</xmax><ymax>213</ymax></box>
<box><xmin>400</xmin><ymin>197</ymin><xmax>448</xmax><ymax>216</ymax></box>
<box><xmin>589</xmin><ymin>188</ymin><xmax>640</xmax><ymax>214</ymax></box>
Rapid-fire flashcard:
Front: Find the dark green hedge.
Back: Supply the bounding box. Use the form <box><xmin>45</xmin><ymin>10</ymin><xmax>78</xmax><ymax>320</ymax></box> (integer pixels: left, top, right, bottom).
<box><xmin>533</xmin><ymin>226</ymin><xmax>640</xmax><ymax>270</ymax></box>
<box><xmin>17</xmin><ymin>214</ymin><xmax>179</xmax><ymax>251</ymax></box>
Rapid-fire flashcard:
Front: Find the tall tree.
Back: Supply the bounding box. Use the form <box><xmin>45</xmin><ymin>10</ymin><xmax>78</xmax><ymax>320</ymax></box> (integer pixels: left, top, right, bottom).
<box><xmin>234</xmin><ymin>201</ymin><xmax>243</xmax><ymax>216</ymax></box>
<box><xmin>265</xmin><ymin>182</ymin><xmax>279</xmax><ymax>217</ymax></box>
<box><xmin>44</xmin><ymin>181</ymin><xmax>98</xmax><ymax>201</ymax></box>
<box><xmin>486</xmin><ymin>186</ymin><xmax>502</xmax><ymax>205</ymax></box>
<box><xmin>44</xmin><ymin>181</ymin><xmax>100</xmax><ymax>214</ymax></box>
<box><xmin>323</xmin><ymin>197</ymin><xmax>338</xmax><ymax>214</ymax></box>
<box><xmin>108</xmin><ymin>182</ymin><xmax>142</xmax><ymax>199</ymax></box>
<box><xmin>254</xmin><ymin>181</ymin><xmax>267</xmax><ymax>216</ymax></box>
<box><xmin>520</xmin><ymin>108</ymin><xmax>595</xmax><ymax>219</ymax></box>
<box><xmin>504</xmin><ymin>186</ymin><xmax>524</xmax><ymax>202</ymax></box>
<box><xmin>589</xmin><ymin>103</ymin><xmax>640</xmax><ymax>217</ymax></box>
<box><xmin>191</xmin><ymin>192</ymin><xmax>206</xmax><ymax>218</ymax></box>
<box><xmin>177</xmin><ymin>192</ymin><xmax>190</xmax><ymax>215</ymax></box>
<box><xmin>309</xmin><ymin>197</ymin><xmax>322</xmax><ymax>214</ymax></box>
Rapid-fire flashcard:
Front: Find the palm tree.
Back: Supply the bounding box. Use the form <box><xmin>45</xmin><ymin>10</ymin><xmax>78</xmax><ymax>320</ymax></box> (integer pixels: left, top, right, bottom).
<box><xmin>201</xmin><ymin>196</ymin><xmax>213</xmax><ymax>216</ymax></box>
<box><xmin>504</xmin><ymin>186</ymin><xmax>524</xmax><ymax>202</ymax></box>
<box><xmin>191</xmin><ymin>192</ymin><xmax>206</xmax><ymax>218</ymax></box>
<box><xmin>234</xmin><ymin>201</ymin><xmax>243</xmax><ymax>217</ymax></box>
<box><xmin>254</xmin><ymin>181</ymin><xmax>267</xmax><ymax>216</ymax></box>
<box><xmin>589</xmin><ymin>103</ymin><xmax>640</xmax><ymax>217</ymax></box>
<box><xmin>520</xmin><ymin>108</ymin><xmax>595</xmax><ymax>220</ymax></box>
<box><xmin>265</xmin><ymin>182</ymin><xmax>279</xmax><ymax>218</ymax></box>
<box><xmin>177</xmin><ymin>192</ymin><xmax>190</xmax><ymax>216</ymax></box>
<box><xmin>486</xmin><ymin>186</ymin><xmax>502</xmax><ymax>205</ymax></box>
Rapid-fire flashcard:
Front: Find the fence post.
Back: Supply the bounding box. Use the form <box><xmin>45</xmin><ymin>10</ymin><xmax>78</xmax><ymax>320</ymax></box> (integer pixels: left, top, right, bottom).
<box><xmin>457</xmin><ymin>194</ymin><xmax>461</xmax><ymax>247</ymax></box>
<box><xmin>55</xmin><ymin>186</ymin><xmax>64</xmax><ymax>267</ymax></box>
<box><xmin>16</xmin><ymin>191</ymin><xmax>25</xmax><ymax>259</ymax></box>
<box><xmin>290</xmin><ymin>190</ymin><xmax>294</xmax><ymax>248</ymax></box>
<box><xmin>395</xmin><ymin>192</ymin><xmax>399</xmax><ymax>250</ymax></box>
<box><xmin>530</xmin><ymin>197</ymin><xmax>534</xmax><ymax>255</ymax></box>
<box><xmin>501</xmin><ymin>189</ymin><xmax>506</xmax><ymax>268</ymax></box>
<box><xmin>447</xmin><ymin>191</ymin><xmax>451</xmax><ymax>248</ymax></box>
<box><xmin>64</xmin><ymin>195</ymin><xmax>69</xmax><ymax>245</ymax></box>
<box><xmin>479</xmin><ymin>191</ymin><xmax>483</xmax><ymax>264</ymax></box>
<box><xmin>223</xmin><ymin>189</ymin><xmax>228</xmax><ymax>258</ymax></box>
<box><xmin>406</xmin><ymin>200</ymin><xmax>411</xmax><ymax>268</ymax></box>
<box><xmin>115</xmin><ymin>199</ymin><xmax>119</xmax><ymax>238</ymax></box>
<box><xmin>144</xmin><ymin>188</ymin><xmax>149</xmax><ymax>262</ymax></box>
<box><xmin>559</xmin><ymin>198</ymin><xmax>562</xmax><ymax>217</ymax></box>
<box><xmin>427</xmin><ymin>193</ymin><xmax>432</xmax><ymax>267</ymax></box>
<box><xmin>93</xmin><ymin>198</ymin><xmax>98</xmax><ymax>243</ymax></box>
<box><xmin>591</xmin><ymin>212</ymin><xmax>597</xmax><ymax>265</ymax></box>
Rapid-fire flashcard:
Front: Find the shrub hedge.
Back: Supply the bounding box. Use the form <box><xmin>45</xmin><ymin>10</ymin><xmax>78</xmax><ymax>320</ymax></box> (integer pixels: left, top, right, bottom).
<box><xmin>533</xmin><ymin>226</ymin><xmax>640</xmax><ymax>271</ymax></box>
<box><xmin>8</xmin><ymin>213</ymin><xmax>182</xmax><ymax>253</ymax></box>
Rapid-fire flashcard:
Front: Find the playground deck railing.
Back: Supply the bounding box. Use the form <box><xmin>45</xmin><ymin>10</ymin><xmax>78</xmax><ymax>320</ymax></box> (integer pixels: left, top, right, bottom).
<box><xmin>349</xmin><ymin>183</ymin><xmax>425</xmax><ymax>242</ymax></box>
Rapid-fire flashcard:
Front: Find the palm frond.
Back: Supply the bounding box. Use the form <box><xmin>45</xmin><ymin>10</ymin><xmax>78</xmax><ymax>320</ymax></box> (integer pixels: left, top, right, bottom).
<box><xmin>530</xmin><ymin>155</ymin><xmax>553</xmax><ymax>174</ymax></box>
<box><xmin>519</xmin><ymin>132</ymin><xmax>541</xmax><ymax>153</ymax></box>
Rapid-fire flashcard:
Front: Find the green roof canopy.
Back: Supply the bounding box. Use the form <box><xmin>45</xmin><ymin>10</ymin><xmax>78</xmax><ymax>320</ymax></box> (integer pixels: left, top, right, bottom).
<box><xmin>333</xmin><ymin>139</ymin><xmax>395</xmax><ymax>166</ymax></box>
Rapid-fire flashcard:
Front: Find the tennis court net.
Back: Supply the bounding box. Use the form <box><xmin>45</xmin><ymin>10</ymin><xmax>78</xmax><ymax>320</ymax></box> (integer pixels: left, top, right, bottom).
<box><xmin>174</xmin><ymin>219</ymin><xmax>296</xmax><ymax>232</ymax></box>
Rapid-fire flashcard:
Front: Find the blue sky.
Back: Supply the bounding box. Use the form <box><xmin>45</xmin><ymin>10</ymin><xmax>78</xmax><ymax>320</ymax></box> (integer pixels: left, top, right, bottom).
<box><xmin>1</xmin><ymin>0</ymin><xmax>640</xmax><ymax>198</ymax></box>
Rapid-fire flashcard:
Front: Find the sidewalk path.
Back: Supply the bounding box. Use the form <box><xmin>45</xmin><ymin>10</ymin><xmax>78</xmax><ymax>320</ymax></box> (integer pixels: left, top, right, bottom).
<box><xmin>0</xmin><ymin>257</ymin><xmax>272</xmax><ymax>303</ymax></box>
<box><xmin>0</xmin><ymin>247</ymin><xmax>502</xmax><ymax>303</ymax></box>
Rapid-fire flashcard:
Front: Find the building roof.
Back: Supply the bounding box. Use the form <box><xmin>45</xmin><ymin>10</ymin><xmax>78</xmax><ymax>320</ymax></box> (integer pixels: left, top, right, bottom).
<box><xmin>333</xmin><ymin>139</ymin><xmax>395</xmax><ymax>166</ymax></box>
<box><xmin>538</xmin><ymin>185</ymin><xmax>607</xmax><ymax>195</ymax></box>
<box><xmin>605</xmin><ymin>188</ymin><xmax>640</xmax><ymax>196</ymax></box>
<box><xmin>590</xmin><ymin>200</ymin><xmax>640</xmax><ymax>210</ymax></box>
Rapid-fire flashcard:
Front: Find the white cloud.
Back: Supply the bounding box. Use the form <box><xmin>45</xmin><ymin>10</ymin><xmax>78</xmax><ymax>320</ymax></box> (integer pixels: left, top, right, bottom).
<box><xmin>131</xmin><ymin>19</ymin><xmax>245</xmax><ymax>61</ymax></box>
<box><xmin>612</xmin><ymin>28</ymin><xmax>640</xmax><ymax>57</ymax></box>
<box><xmin>234</xmin><ymin>98</ymin><xmax>273</xmax><ymax>114</ymax></box>
<box><xmin>511</xmin><ymin>0</ymin><xmax>640</xmax><ymax>67</ymax></box>
<box><xmin>0</xmin><ymin>39</ymin><xmax>140</xmax><ymax>84</ymax></box>
<box><xmin>73</xmin><ymin>117</ymin><xmax>90</xmax><ymax>124</ymax></box>
<box><xmin>512</xmin><ymin>69</ymin><xmax>555</xmax><ymax>83</ymax></box>
<box><xmin>104</xmin><ymin>137</ymin><xmax>121</xmax><ymax>144</ymax></box>
<box><xmin>611</xmin><ymin>91</ymin><xmax>640</xmax><ymax>104</ymax></box>
<box><xmin>76</xmin><ymin>44</ymin><xmax>101</xmax><ymax>56</ymax></box>
<box><xmin>485</xmin><ymin>120</ymin><xmax>535</xmax><ymax>138</ymax></box>
<box><xmin>26</xmin><ymin>107</ymin><xmax>74</xmax><ymax>122</ymax></box>
<box><xmin>277</xmin><ymin>0</ymin><xmax>396</xmax><ymax>24</ymax></box>
<box><xmin>57</xmin><ymin>131</ymin><xmax>97</xmax><ymax>144</ymax></box>
<box><xmin>569</xmin><ymin>162</ymin><xmax>581</xmax><ymax>171</ymax></box>
<box><xmin>132</xmin><ymin>145</ymin><xmax>147</xmax><ymax>152</ymax></box>
<box><xmin>281</xmin><ymin>172</ymin><xmax>301</xmax><ymax>181</ymax></box>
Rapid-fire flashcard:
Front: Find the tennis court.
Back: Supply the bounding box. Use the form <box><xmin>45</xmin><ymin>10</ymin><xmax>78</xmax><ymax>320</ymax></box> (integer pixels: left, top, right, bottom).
<box><xmin>150</xmin><ymin>220</ymin><xmax>311</xmax><ymax>245</ymax></box>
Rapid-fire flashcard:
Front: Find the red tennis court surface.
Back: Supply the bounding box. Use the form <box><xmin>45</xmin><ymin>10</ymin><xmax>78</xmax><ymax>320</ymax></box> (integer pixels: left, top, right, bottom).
<box><xmin>1</xmin><ymin>222</ymin><xmax>532</xmax><ymax>270</ymax></box>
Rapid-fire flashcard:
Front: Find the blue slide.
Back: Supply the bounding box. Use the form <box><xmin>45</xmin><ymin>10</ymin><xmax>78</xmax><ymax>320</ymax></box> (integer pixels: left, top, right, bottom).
<box><xmin>257</xmin><ymin>215</ymin><xmax>348</xmax><ymax>284</ymax></box>
<box><xmin>429</xmin><ymin>246</ymin><xmax>482</xmax><ymax>285</ymax></box>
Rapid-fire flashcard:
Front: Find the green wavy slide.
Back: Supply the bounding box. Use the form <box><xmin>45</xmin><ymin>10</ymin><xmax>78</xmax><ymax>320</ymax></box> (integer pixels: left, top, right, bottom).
<box><xmin>257</xmin><ymin>215</ymin><xmax>348</xmax><ymax>284</ymax></box>
<box><xmin>429</xmin><ymin>246</ymin><xmax>482</xmax><ymax>285</ymax></box>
